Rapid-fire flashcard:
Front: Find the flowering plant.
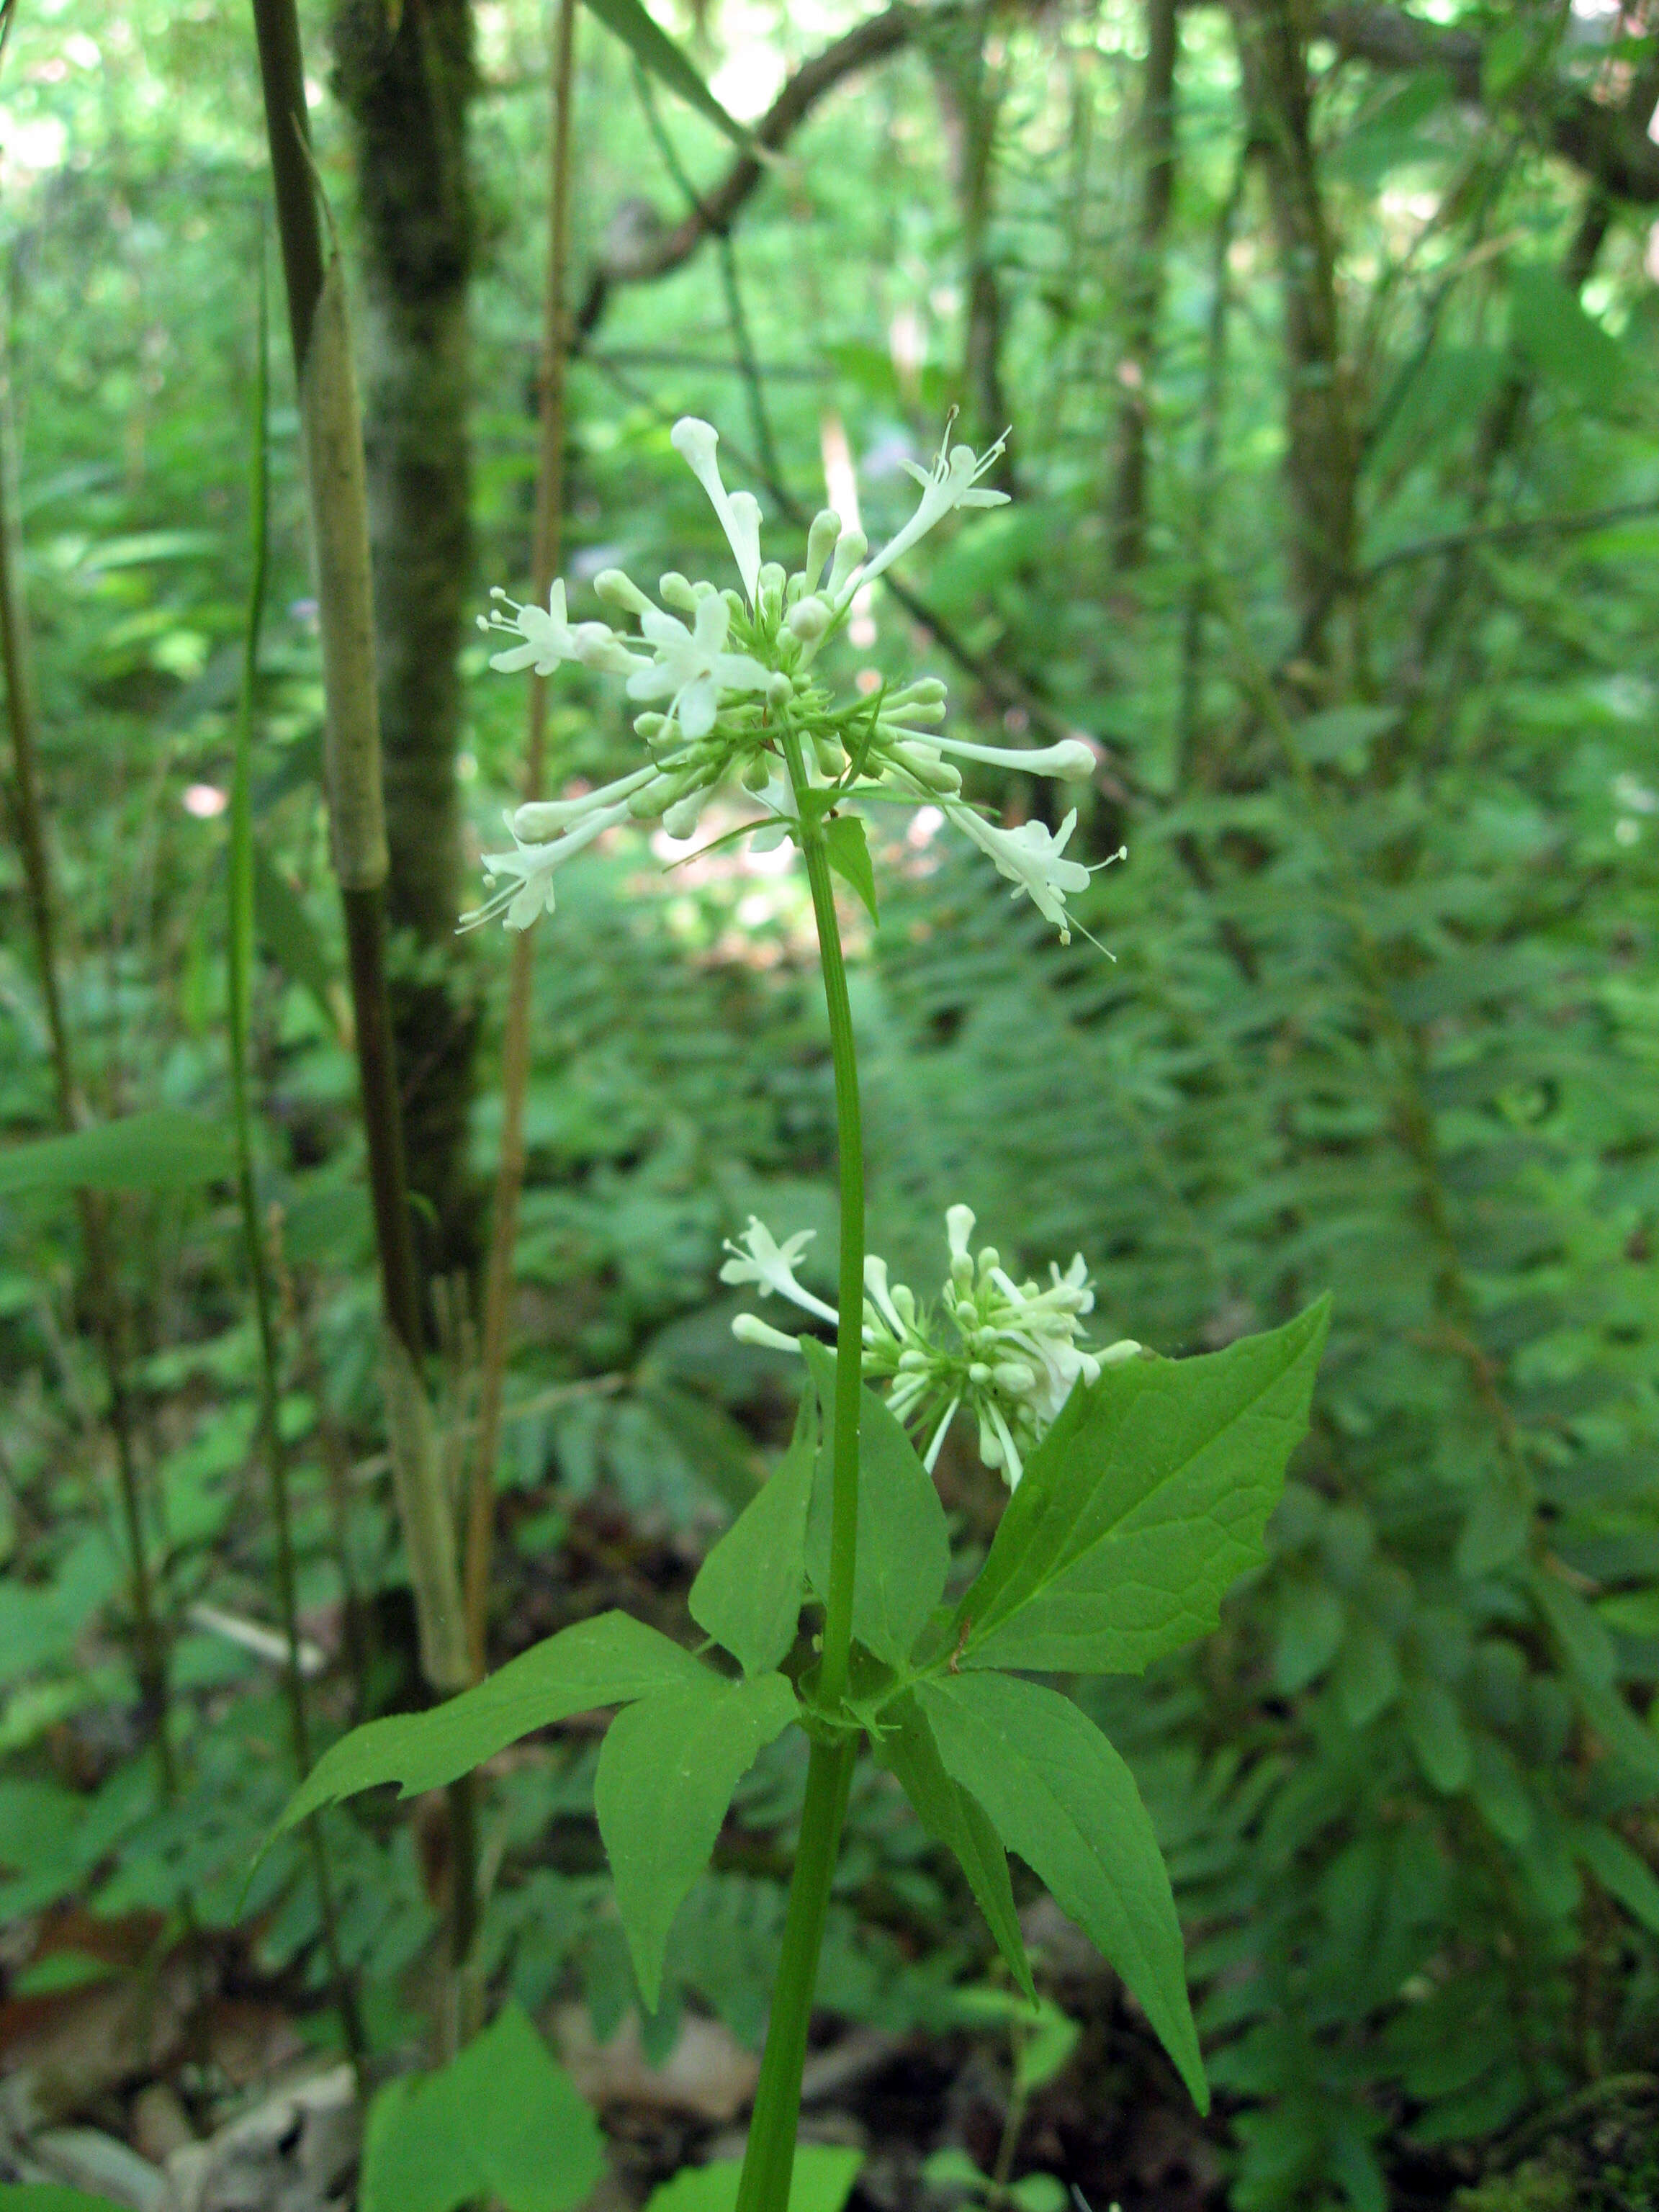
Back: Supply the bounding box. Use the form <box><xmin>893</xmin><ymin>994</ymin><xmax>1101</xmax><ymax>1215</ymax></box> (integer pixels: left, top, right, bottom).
<box><xmin>466</xmin><ymin>416</ymin><xmax>1118</xmax><ymax>945</ymax></box>
<box><xmin>279</xmin><ymin>415</ymin><xmax>1327</xmax><ymax>2212</ymax></box>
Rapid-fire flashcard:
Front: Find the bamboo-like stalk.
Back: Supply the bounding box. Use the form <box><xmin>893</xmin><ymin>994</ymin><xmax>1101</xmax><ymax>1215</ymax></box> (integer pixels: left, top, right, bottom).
<box><xmin>0</xmin><ymin>293</ymin><xmax>178</xmax><ymax>1797</ymax></box>
<box><xmin>227</xmin><ymin>253</ymin><xmax>363</xmax><ymax>2063</ymax></box>
<box><xmin>247</xmin><ymin>0</ymin><xmax>477</xmax><ymax>2010</ymax></box>
<box><xmin>463</xmin><ymin>0</ymin><xmax>580</xmax><ymax>1676</ymax></box>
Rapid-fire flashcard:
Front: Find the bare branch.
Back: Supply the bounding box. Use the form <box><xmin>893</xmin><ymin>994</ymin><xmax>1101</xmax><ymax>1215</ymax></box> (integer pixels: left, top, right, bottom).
<box><xmin>575</xmin><ymin>5</ymin><xmax>915</xmax><ymax>338</ymax></box>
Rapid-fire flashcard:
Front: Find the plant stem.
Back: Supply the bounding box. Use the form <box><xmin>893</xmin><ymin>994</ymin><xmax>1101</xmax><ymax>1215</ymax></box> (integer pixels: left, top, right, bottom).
<box><xmin>228</xmin><ymin>251</ymin><xmax>363</xmax><ymax>2066</ymax></box>
<box><xmin>734</xmin><ymin>1738</ymin><xmax>855</xmax><ymax>2212</ymax></box>
<box><xmin>0</xmin><ymin>293</ymin><xmax>176</xmax><ymax>1797</ymax></box>
<box><xmin>464</xmin><ymin>0</ymin><xmax>579</xmax><ymax>1676</ymax></box>
<box><xmin>734</xmin><ymin>732</ymin><xmax>866</xmax><ymax>2212</ymax></box>
<box><xmin>780</xmin><ymin>731</ymin><xmax>863</xmax><ymax>1709</ymax></box>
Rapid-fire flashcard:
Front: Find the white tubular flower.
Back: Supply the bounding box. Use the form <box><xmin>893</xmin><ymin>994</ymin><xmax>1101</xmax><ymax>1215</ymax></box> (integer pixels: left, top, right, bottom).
<box><xmin>628</xmin><ymin>595</ymin><xmax>770</xmax><ymax>739</ymax></box>
<box><xmin>671</xmin><ymin>418</ymin><xmax>763</xmax><ymax>606</ymax></box>
<box><xmin>887</xmin><ymin>732</ymin><xmax>1096</xmax><ymax>781</ymax></box>
<box><xmin>459</xmin><ymin>804</ymin><xmax>628</xmax><ymax>933</ymax></box>
<box><xmin>513</xmin><ymin>764</ymin><xmax>662</xmax><ymax>841</ymax></box>
<box><xmin>947</xmin><ymin>805</ymin><xmax>1093</xmax><ymax>943</ymax></box>
<box><xmin>720</xmin><ymin>1218</ymin><xmax>840</xmax><ymax>1326</ymax></box>
<box><xmin>855</xmin><ymin>424</ymin><xmax>1010</xmax><ymax>593</ymax></box>
<box><xmin>732</xmin><ymin>1313</ymin><xmax>805</xmax><ymax>1354</ymax></box>
<box><xmin>479</xmin><ymin>580</ymin><xmax>641</xmax><ymax>676</ymax></box>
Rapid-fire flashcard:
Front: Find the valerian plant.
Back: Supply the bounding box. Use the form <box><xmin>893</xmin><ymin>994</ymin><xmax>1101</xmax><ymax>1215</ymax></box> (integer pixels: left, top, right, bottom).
<box><xmin>274</xmin><ymin>421</ymin><xmax>1328</xmax><ymax>2212</ymax></box>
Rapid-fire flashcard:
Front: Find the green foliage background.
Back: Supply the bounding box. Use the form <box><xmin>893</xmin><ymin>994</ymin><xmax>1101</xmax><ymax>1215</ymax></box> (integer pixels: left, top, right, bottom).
<box><xmin>3</xmin><ymin>1</ymin><xmax>1659</xmax><ymax>2208</ymax></box>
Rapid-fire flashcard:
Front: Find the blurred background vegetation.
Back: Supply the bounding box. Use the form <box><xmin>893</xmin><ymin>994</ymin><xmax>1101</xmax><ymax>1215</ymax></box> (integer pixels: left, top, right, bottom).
<box><xmin>4</xmin><ymin>0</ymin><xmax>1659</xmax><ymax>2206</ymax></box>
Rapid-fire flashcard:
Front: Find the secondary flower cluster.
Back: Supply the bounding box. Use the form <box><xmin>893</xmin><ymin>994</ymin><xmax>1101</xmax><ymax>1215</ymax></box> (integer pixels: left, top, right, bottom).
<box><xmin>721</xmin><ymin>1207</ymin><xmax>1141</xmax><ymax>1489</ymax></box>
<box><xmin>465</xmin><ymin>415</ymin><xmax>1123</xmax><ymax>943</ymax></box>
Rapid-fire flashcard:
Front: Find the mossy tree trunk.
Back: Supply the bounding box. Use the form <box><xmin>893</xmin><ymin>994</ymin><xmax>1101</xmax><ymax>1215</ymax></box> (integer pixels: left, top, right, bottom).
<box><xmin>1110</xmin><ymin>0</ymin><xmax>1179</xmax><ymax>571</ymax></box>
<box><xmin>331</xmin><ymin>0</ymin><xmax>480</xmax><ymax>1285</ymax></box>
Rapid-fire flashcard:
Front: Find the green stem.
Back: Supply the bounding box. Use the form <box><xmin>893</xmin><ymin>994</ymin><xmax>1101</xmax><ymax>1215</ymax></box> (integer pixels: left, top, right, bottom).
<box><xmin>734</xmin><ymin>732</ymin><xmax>866</xmax><ymax>2212</ymax></box>
<box><xmin>781</xmin><ymin>729</ymin><xmax>863</xmax><ymax>1709</ymax></box>
<box><xmin>734</xmin><ymin>1739</ymin><xmax>855</xmax><ymax>2212</ymax></box>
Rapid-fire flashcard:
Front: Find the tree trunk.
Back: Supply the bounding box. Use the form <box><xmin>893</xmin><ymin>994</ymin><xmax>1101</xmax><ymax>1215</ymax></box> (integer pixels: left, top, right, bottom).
<box><xmin>1110</xmin><ymin>0</ymin><xmax>1179</xmax><ymax>570</ymax></box>
<box><xmin>1228</xmin><ymin>0</ymin><xmax>1356</xmax><ymax>657</ymax></box>
<box><xmin>331</xmin><ymin>0</ymin><xmax>480</xmax><ymax>1284</ymax></box>
<box><xmin>927</xmin><ymin>5</ymin><xmax>1012</xmax><ymax>470</ymax></box>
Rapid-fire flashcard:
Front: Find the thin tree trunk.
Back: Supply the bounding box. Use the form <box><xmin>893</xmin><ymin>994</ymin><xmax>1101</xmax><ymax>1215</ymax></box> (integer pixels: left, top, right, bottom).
<box><xmin>927</xmin><ymin>4</ymin><xmax>1012</xmax><ymax>467</ymax></box>
<box><xmin>1110</xmin><ymin>0</ymin><xmax>1179</xmax><ymax>570</ymax></box>
<box><xmin>1228</xmin><ymin>0</ymin><xmax>1357</xmax><ymax>659</ymax></box>
<box><xmin>331</xmin><ymin>0</ymin><xmax>480</xmax><ymax>1286</ymax></box>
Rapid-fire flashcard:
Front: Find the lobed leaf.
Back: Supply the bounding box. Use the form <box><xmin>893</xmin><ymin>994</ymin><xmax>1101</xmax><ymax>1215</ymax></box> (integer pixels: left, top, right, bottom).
<box><xmin>918</xmin><ymin>1670</ymin><xmax>1207</xmax><ymax>2111</ymax></box>
<box><xmin>276</xmin><ymin>1611</ymin><xmax>709</xmax><ymax>1828</ymax></box>
<box><xmin>956</xmin><ymin>1300</ymin><xmax>1329</xmax><ymax>1676</ymax></box>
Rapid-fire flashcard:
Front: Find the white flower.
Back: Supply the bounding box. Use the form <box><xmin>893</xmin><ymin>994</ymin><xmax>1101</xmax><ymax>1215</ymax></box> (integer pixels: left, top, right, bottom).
<box><xmin>887</xmin><ymin>732</ymin><xmax>1096</xmax><ymax>781</ymax></box>
<box><xmin>671</xmin><ymin>418</ymin><xmax>763</xmax><ymax>606</ymax></box>
<box><xmin>459</xmin><ymin>804</ymin><xmax>626</xmax><ymax>934</ymax></box>
<box><xmin>478</xmin><ymin>580</ymin><xmax>639</xmax><ymax>677</ymax></box>
<box><xmin>512</xmin><ymin>764</ymin><xmax>662</xmax><ymax>842</ymax></box>
<box><xmin>719</xmin><ymin>1217</ymin><xmax>838</xmax><ymax>1326</ymax></box>
<box><xmin>626</xmin><ymin>595</ymin><xmax>770</xmax><ymax>739</ymax></box>
<box><xmin>948</xmin><ymin>806</ymin><xmax>1094</xmax><ymax>942</ymax></box>
<box><xmin>855</xmin><ymin>423</ymin><xmax>1011</xmax><ymax>592</ymax></box>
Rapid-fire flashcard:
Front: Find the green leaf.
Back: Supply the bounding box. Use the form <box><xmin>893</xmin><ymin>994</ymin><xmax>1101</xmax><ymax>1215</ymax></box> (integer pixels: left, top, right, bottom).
<box><xmin>1273</xmin><ymin>1581</ymin><xmax>1345</xmax><ymax>1693</ymax></box>
<box><xmin>1015</xmin><ymin>2001</ymin><xmax>1080</xmax><ymax>2093</ymax></box>
<box><xmin>824</xmin><ymin>814</ymin><xmax>878</xmax><ymax>922</ymax></box>
<box><xmin>1009</xmin><ymin>2178</ymin><xmax>1067</xmax><ymax>2212</ymax></box>
<box><xmin>920</xmin><ymin>2150</ymin><xmax>989</xmax><ymax>2197</ymax></box>
<box><xmin>1509</xmin><ymin>263</ymin><xmax>1627</xmax><ymax>403</ymax></box>
<box><xmin>801</xmin><ymin>1338</ymin><xmax>950</xmax><ymax>1671</ymax></box>
<box><xmin>1575</xmin><ymin>1676</ymin><xmax>1659</xmax><ymax>1790</ymax></box>
<box><xmin>1401</xmin><ymin>1680</ymin><xmax>1471</xmax><ymax>1794</ymax></box>
<box><xmin>1333</xmin><ymin>1617</ymin><xmax>1401</xmax><ymax>1730</ymax></box>
<box><xmin>877</xmin><ymin>1690</ymin><xmax>1034</xmax><ymax>2001</ymax></box>
<box><xmin>253</xmin><ymin>840</ymin><xmax>338</xmax><ymax>1033</ymax></box>
<box><xmin>690</xmin><ymin>1383</ymin><xmax>814</xmax><ymax>1675</ymax></box>
<box><xmin>0</xmin><ymin>2193</ymin><xmax>133</xmax><ymax>2212</ymax></box>
<box><xmin>1575</xmin><ymin>1823</ymin><xmax>1659</xmax><ymax>1936</ymax></box>
<box><xmin>917</xmin><ymin>1671</ymin><xmax>1208</xmax><ymax>2112</ymax></box>
<box><xmin>1529</xmin><ymin>1565</ymin><xmax>1615</xmax><ymax>1689</ymax></box>
<box><xmin>957</xmin><ymin>1300</ymin><xmax>1329</xmax><ymax>1676</ymax></box>
<box><xmin>277</xmin><ymin>1611</ymin><xmax>709</xmax><ymax>1828</ymax></box>
<box><xmin>584</xmin><ymin>0</ymin><xmax>757</xmax><ymax>156</ymax></box>
<box><xmin>361</xmin><ymin>2000</ymin><xmax>605</xmax><ymax>2212</ymax></box>
<box><xmin>0</xmin><ymin>1109</ymin><xmax>233</xmax><ymax>1200</ymax></box>
<box><xmin>644</xmin><ymin>2148</ymin><xmax>863</xmax><ymax>2212</ymax></box>
<box><xmin>596</xmin><ymin>1670</ymin><xmax>799</xmax><ymax>2008</ymax></box>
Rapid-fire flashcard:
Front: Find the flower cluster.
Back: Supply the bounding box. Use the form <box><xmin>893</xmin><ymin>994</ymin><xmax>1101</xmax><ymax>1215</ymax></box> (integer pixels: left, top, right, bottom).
<box><xmin>465</xmin><ymin>415</ymin><xmax>1123</xmax><ymax>944</ymax></box>
<box><xmin>720</xmin><ymin>1207</ymin><xmax>1140</xmax><ymax>1489</ymax></box>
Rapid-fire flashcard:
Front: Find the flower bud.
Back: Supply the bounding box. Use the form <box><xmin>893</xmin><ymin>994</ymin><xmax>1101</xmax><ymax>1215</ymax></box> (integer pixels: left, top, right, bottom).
<box><xmin>891</xmin><ymin>742</ymin><xmax>961</xmax><ymax>793</ymax></box>
<box><xmin>742</xmin><ymin>755</ymin><xmax>773</xmax><ymax>792</ymax></box>
<box><xmin>595</xmin><ymin>568</ymin><xmax>652</xmax><ymax>616</ymax></box>
<box><xmin>1050</xmin><ymin>739</ymin><xmax>1099</xmax><ymax>781</ymax></box>
<box><xmin>634</xmin><ymin>712</ymin><xmax>669</xmax><ymax>742</ymax></box>
<box><xmin>806</xmin><ymin>508</ymin><xmax>841</xmax><ymax>582</ymax></box>
<box><xmin>994</xmin><ymin>1361</ymin><xmax>1037</xmax><ymax>1394</ymax></box>
<box><xmin>660</xmin><ymin>572</ymin><xmax>698</xmax><ymax>611</ymax></box>
<box><xmin>787</xmin><ymin>594</ymin><xmax>831</xmax><ymax>643</ymax></box>
<box><xmin>629</xmin><ymin>778</ymin><xmax>673</xmax><ymax>817</ymax></box>
<box><xmin>814</xmin><ymin>734</ymin><xmax>845</xmax><ymax>777</ymax></box>
<box><xmin>766</xmin><ymin>671</ymin><xmax>793</xmax><ymax>709</ymax></box>
<box><xmin>827</xmin><ymin>528</ymin><xmax>866</xmax><ymax>600</ymax></box>
<box><xmin>662</xmin><ymin>792</ymin><xmax>706</xmax><ymax>839</ymax></box>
